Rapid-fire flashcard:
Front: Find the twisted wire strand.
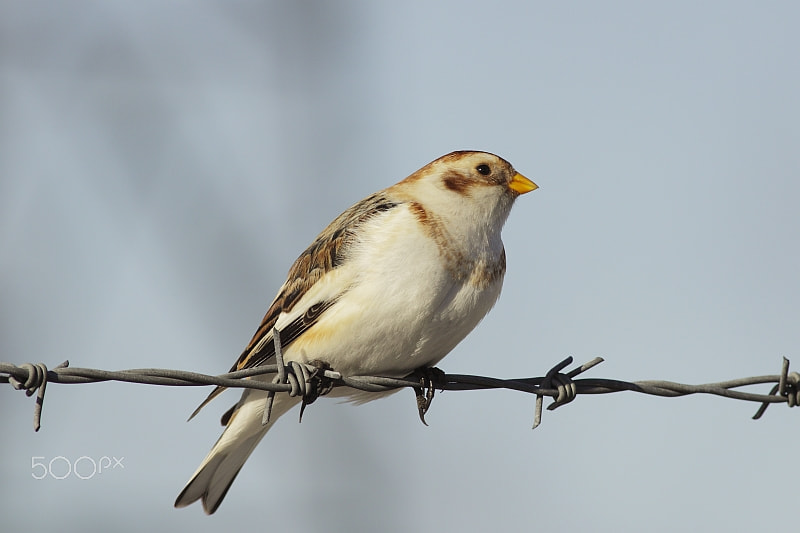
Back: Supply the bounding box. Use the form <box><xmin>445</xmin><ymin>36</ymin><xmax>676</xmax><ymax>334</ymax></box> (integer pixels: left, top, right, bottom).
<box><xmin>1</xmin><ymin>356</ymin><xmax>796</xmax><ymax>432</ymax></box>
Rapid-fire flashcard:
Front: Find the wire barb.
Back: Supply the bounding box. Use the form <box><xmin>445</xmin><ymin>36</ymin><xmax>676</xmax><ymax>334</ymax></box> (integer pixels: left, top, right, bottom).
<box><xmin>1</xmin><ymin>356</ymin><xmax>796</xmax><ymax>432</ymax></box>
<box><xmin>532</xmin><ymin>356</ymin><xmax>597</xmax><ymax>429</ymax></box>
<box><xmin>260</xmin><ymin>327</ymin><xmax>339</xmax><ymax>425</ymax></box>
<box><xmin>262</xmin><ymin>327</ymin><xmax>284</xmax><ymax>425</ymax></box>
<box><xmin>752</xmin><ymin>357</ymin><xmax>799</xmax><ymax>419</ymax></box>
<box><xmin>5</xmin><ymin>360</ymin><xmax>69</xmax><ymax>432</ymax></box>
<box><xmin>297</xmin><ymin>361</ymin><xmax>335</xmax><ymax>423</ymax></box>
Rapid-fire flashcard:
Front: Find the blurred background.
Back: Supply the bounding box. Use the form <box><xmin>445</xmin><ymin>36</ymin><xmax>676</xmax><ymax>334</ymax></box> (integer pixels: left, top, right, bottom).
<box><xmin>1</xmin><ymin>1</ymin><xmax>798</xmax><ymax>531</ymax></box>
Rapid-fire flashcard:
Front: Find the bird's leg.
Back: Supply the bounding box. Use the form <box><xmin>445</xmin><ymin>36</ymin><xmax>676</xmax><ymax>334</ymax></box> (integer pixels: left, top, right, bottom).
<box><xmin>410</xmin><ymin>367</ymin><xmax>446</xmax><ymax>426</ymax></box>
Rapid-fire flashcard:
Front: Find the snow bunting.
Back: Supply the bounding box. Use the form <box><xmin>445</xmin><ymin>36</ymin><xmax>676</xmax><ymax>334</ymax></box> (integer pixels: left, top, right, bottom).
<box><xmin>174</xmin><ymin>150</ymin><xmax>537</xmax><ymax>513</ymax></box>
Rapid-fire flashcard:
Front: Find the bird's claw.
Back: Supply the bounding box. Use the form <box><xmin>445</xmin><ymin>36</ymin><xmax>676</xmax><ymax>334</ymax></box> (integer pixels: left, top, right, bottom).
<box><xmin>411</xmin><ymin>367</ymin><xmax>446</xmax><ymax>426</ymax></box>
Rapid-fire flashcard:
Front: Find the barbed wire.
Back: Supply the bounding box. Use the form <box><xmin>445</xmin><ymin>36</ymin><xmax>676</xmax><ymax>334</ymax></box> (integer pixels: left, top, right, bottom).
<box><xmin>1</xmin><ymin>354</ymin><xmax>797</xmax><ymax>432</ymax></box>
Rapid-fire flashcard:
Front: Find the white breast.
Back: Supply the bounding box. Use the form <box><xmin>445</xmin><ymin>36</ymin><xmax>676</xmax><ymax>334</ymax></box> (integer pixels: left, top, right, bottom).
<box><xmin>278</xmin><ymin>204</ymin><xmax>504</xmax><ymax>378</ymax></box>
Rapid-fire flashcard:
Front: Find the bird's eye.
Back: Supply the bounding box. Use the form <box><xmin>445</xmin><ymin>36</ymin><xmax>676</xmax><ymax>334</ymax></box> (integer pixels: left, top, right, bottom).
<box><xmin>476</xmin><ymin>164</ymin><xmax>491</xmax><ymax>176</ymax></box>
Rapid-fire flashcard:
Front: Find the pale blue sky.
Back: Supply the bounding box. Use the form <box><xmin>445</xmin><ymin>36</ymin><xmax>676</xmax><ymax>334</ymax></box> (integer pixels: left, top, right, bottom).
<box><xmin>2</xmin><ymin>2</ymin><xmax>798</xmax><ymax>531</ymax></box>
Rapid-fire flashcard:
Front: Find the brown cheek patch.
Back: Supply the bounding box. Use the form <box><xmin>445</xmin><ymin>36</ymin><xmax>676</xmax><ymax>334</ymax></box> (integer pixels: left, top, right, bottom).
<box><xmin>442</xmin><ymin>171</ymin><xmax>474</xmax><ymax>195</ymax></box>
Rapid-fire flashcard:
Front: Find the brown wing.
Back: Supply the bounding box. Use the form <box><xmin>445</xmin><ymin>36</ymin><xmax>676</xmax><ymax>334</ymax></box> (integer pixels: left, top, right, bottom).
<box><xmin>187</xmin><ymin>193</ymin><xmax>399</xmax><ymax>421</ymax></box>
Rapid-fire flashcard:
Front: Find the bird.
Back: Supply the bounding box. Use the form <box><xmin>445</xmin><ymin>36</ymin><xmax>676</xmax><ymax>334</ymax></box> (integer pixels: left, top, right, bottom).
<box><xmin>174</xmin><ymin>150</ymin><xmax>537</xmax><ymax>514</ymax></box>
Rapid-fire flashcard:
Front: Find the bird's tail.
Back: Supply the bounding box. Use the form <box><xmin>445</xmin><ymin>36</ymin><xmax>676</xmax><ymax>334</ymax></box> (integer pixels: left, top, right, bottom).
<box><xmin>174</xmin><ymin>391</ymin><xmax>300</xmax><ymax>514</ymax></box>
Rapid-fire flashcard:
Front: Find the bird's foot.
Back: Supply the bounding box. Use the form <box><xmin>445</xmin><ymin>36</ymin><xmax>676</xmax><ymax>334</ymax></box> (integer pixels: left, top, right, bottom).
<box><xmin>410</xmin><ymin>367</ymin><xmax>446</xmax><ymax>426</ymax></box>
